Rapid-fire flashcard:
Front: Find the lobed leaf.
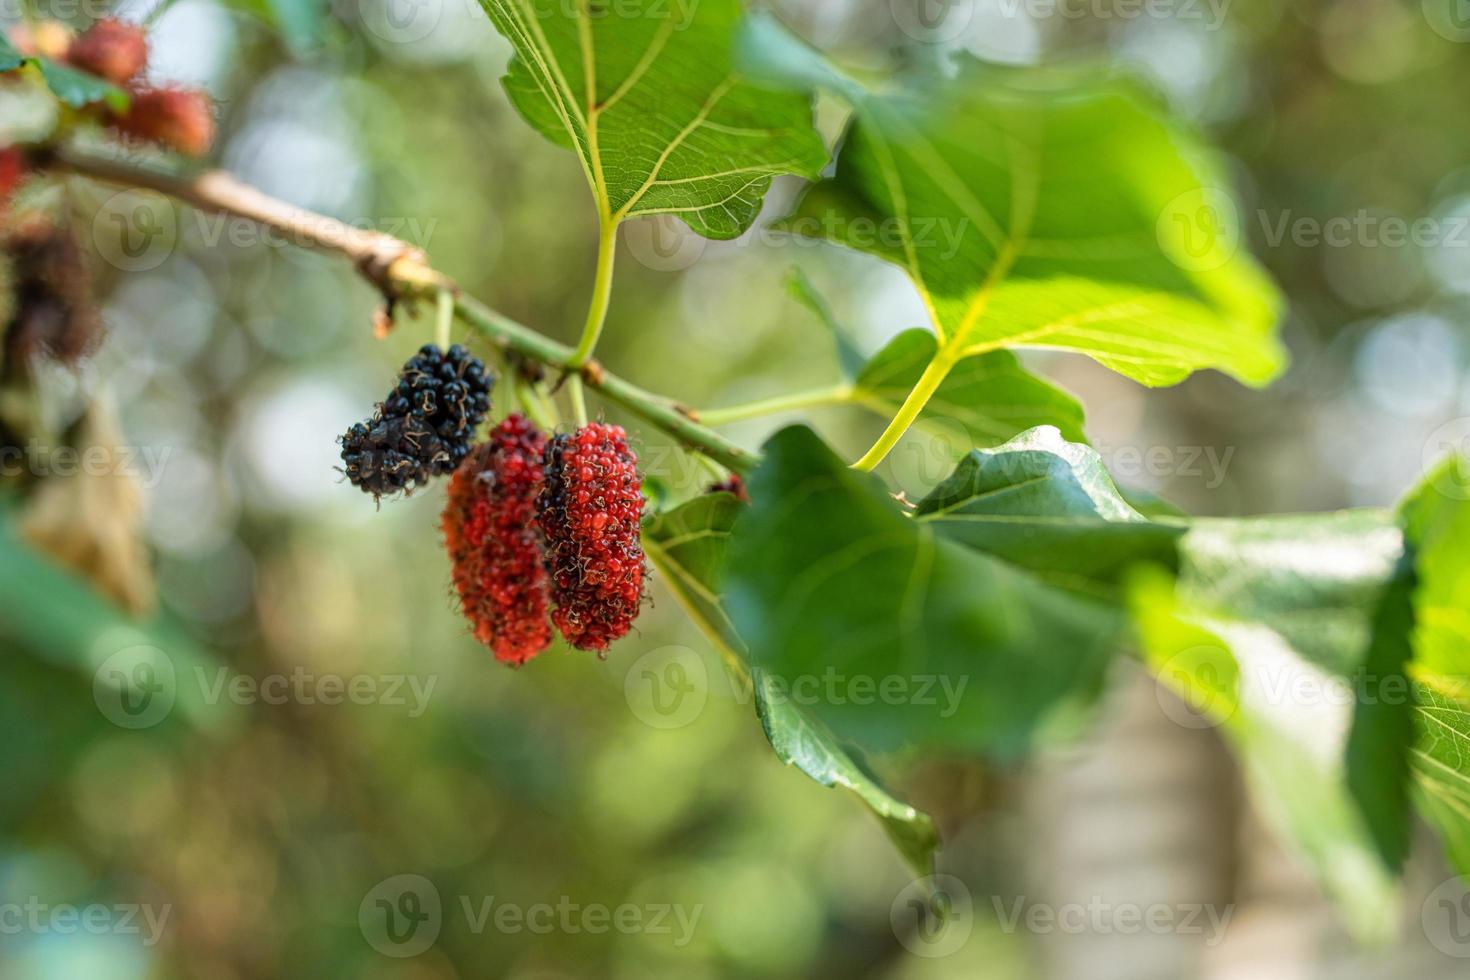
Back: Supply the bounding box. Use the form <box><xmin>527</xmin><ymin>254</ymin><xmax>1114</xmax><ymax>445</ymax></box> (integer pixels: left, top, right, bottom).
<box><xmin>747</xmin><ymin>15</ymin><xmax>1286</xmax><ymax>387</ymax></box>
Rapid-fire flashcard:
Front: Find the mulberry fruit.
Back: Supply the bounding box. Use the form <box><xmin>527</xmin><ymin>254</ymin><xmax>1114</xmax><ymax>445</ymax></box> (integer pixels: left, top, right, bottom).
<box><xmin>538</xmin><ymin>423</ymin><xmax>646</xmax><ymax>653</ymax></box>
<box><xmin>340</xmin><ymin>343</ymin><xmax>492</xmax><ymax>499</ymax></box>
<box><xmin>66</xmin><ymin>18</ymin><xmax>148</xmax><ymax>85</ymax></box>
<box><xmin>107</xmin><ymin>87</ymin><xmax>215</xmax><ymax>157</ymax></box>
<box><xmin>442</xmin><ymin>415</ymin><xmax>553</xmax><ymax>665</ymax></box>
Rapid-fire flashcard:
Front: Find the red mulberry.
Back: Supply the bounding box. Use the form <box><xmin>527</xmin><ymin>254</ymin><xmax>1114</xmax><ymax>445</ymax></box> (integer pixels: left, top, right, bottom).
<box><xmin>107</xmin><ymin>87</ymin><xmax>215</xmax><ymax>157</ymax></box>
<box><xmin>538</xmin><ymin>423</ymin><xmax>646</xmax><ymax>653</ymax></box>
<box><xmin>66</xmin><ymin>18</ymin><xmax>148</xmax><ymax>85</ymax></box>
<box><xmin>340</xmin><ymin>343</ymin><xmax>493</xmax><ymax>499</ymax></box>
<box><xmin>442</xmin><ymin>415</ymin><xmax>553</xmax><ymax>665</ymax></box>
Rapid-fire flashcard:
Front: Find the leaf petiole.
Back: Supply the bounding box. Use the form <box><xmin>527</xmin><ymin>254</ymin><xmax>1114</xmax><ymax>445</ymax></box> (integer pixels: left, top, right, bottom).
<box><xmin>700</xmin><ymin>384</ymin><xmax>856</xmax><ymax>426</ymax></box>
<box><xmin>569</xmin><ymin>220</ymin><xmax>618</xmax><ymax>367</ymax></box>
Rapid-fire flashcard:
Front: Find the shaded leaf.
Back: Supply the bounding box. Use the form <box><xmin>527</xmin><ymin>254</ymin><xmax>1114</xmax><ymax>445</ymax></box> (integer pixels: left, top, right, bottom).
<box><xmin>644</xmin><ymin>493</ymin><xmax>939</xmax><ymax>874</ymax></box>
<box><xmin>724</xmin><ymin>425</ymin><xmax>1124</xmax><ymax>756</ymax></box>
<box><xmin>856</xmin><ymin>332</ymin><xmax>1087</xmax><ymax>448</ymax></box>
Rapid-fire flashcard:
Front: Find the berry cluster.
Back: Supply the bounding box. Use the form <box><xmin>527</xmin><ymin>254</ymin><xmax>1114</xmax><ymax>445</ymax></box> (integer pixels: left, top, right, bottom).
<box><xmin>340</xmin><ymin>344</ymin><xmax>492</xmax><ymax>499</ymax></box>
<box><xmin>7</xmin><ymin>18</ymin><xmax>214</xmax><ymax>157</ymax></box>
<box><xmin>442</xmin><ymin>415</ymin><xmax>553</xmax><ymax>666</ymax></box>
<box><xmin>538</xmin><ymin>423</ymin><xmax>647</xmax><ymax>653</ymax></box>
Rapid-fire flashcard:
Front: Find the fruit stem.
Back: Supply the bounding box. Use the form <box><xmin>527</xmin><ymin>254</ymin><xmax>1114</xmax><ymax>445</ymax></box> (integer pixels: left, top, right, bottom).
<box><xmin>569</xmin><ymin>221</ymin><xmax>618</xmax><ymax>368</ymax></box>
<box><xmin>567</xmin><ymin>373</ymin><xmax>589</xmax><ymax>427</ymax></box>
<box><xmin>434</xmin><ymin>288</ymin><xmax>453</xmax><ymax>350</ymax></box>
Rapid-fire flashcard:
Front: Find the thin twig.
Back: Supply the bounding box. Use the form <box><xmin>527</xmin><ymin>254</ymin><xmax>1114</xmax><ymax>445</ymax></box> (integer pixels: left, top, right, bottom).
<box><xmin>42</xmin><ymin>145</ymin><xmax>757</xmax><ymax>473</ymax></box>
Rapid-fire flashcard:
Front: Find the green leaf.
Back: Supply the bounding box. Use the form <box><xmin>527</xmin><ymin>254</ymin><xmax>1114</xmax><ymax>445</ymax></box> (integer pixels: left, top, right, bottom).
<box><xmin>908</xmin><ymin>426</ymin><xmax>1414</xmax><ymax>929</ymax></box>
<box><xmin>643</xmin><ymin>493</ymin><xmax>939</xmax><ymax>874</ymax></box>
<box><xmin>754</xmin><ymin>669</ymin><xmax>938</xmax><ymax>878</ymax></box>
<box><xmin>724</xmin><ymin>425</ymin><xmax>1124</xmax><ymax>756</ymax></box>
<box><xmin>1397</xmin><ymin>457</ymin><xmax>1470</xmax><ymax>876</ymax></box>
<box><xmin>750</xmin><ymin>16</ymin><xmax>1285</xmax><ymax>387</ymax></box>
<box><xmin>36</xmin><ymin>59</ymin><xmax>129</xmax><ymax>110</ymax></box>
<box><xmin>1129</xmin><ymin>569</ymin><xmax>1400</xmax><ymax>943</ymax></box>
<box><xmin>480</xmin><ymin>0</ymin><xmax>827</xmax><ymax>237</ymax></box>
<box><xmin>0</xmin><ymin>517</ymin><xmax>227</xmax><ymax>731</ymax></box>
<box><xmin>643</xmin><ymin>492</ymin><xmax>745</xmax><ymax>665</ymax></box>
<box><xmin>915</xmin><ymin>426</ymin><xmax>1183</xmax><ymax>596</ymax></box>
<box><xmin>855</xmin><ymin>332</ymin><xmax>1088</xmax><ymax>448</ymax></box>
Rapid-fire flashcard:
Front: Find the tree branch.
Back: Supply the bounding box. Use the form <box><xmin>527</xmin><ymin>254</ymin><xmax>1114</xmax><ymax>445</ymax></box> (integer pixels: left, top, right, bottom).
<box><xmin>43</xmin><ymin>146</ymin><xmax>756</xmax><ymax>473</ymax></box>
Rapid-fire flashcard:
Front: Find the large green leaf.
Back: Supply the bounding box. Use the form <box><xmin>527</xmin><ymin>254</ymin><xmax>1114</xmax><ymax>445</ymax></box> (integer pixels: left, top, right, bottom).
<box><xmin>724</xmin><ymin>425</ymin><xmax>1124</xmax><ymax>756</ymax></box>
<box><xmin>746</xmin><ymin>16</ymin><xmax>1285</xmax><ymax>388</ymax></box>
<box><xmin>643</xmin><ymin>493</ymin><xmax>938</xmax><ymax>875</ymax></box>
<box><xmin>1398</xmin><ymin>458</ymin><xmax>1470</xmax><ymax>876</ymax></box>
<box><xmin>910</xmin><ymin>427</ymin><xmax>1413</xmax><ymax>932</ymax></box>
<box><xmin>854</xmin><ymin>331</ymin><xmax>1087</xmax><ymax>447</ymax></box>
<box><xmin>1129</xmin><ymin>571</ymin><xmax>1400</xmax><ymax>943</ymax></box>
<box><xmin>480</xmin><ymin>0</ymin><xmax>827</xmax><ymax>237</ymax></box>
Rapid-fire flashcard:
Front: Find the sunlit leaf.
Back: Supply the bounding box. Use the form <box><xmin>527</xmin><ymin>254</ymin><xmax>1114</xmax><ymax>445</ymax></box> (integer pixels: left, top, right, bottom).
<box><xmin>480</xmin><ymin>0</ymin><xmax>827</xmax><ymax>237</ymax></box>
<box><xmin>746</xmin><ymin>15</ymin><xmax>1285</xmax><ymax>387</ymax></box>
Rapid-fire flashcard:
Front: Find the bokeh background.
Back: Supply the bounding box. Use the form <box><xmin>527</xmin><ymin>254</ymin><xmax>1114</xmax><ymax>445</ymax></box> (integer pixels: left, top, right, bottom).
<box><xmin>3</xmin><ymin>0</ymin><xmax>1470</xmax><ymax>977</ymax></box>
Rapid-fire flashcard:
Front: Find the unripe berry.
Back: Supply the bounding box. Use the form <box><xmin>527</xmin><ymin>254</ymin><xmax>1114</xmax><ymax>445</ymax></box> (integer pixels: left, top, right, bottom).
<box><xmin>66</xmin><ymin>18</ymin><xmax>148</xmax><ymax>85</ymax></box>
<box><xmin>442</xmin><ymin>415</ymin><xmax>553</xmax><ymax>666</ymax></box>
<box><xmin>108</xmin><ymin>87</ymin><xmax>215</xmax><ymax>157</ymax></box>
<box><xmin>706</xmin><ymin>473</ymin><xmax>749</xmax><ymax>503</ymax></box>
<box><xmin>538</xmin><ymin>423</ymin><xmax>647</xmax><ymax>653</ymax></box>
